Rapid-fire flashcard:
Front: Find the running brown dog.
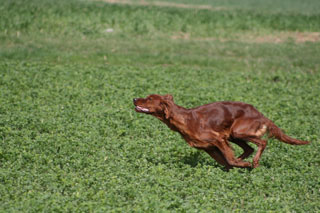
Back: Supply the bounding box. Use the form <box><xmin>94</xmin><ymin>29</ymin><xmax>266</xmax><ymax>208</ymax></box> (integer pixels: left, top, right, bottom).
<box><xmin>133</xmin><ymin>94</ymin><xmax>310</xmax><ymax>169</ymax></box>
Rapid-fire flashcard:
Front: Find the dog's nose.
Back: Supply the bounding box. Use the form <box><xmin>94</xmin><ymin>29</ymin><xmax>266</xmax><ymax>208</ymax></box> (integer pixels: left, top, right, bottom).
<box><xmin>133</xmin><ymin>98</ymin><xmax>137</xmax><ymax>103</ymax></box>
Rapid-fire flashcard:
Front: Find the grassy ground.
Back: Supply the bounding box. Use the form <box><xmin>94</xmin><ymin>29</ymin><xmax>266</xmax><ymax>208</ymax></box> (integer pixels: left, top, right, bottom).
<box><xmin>140</xmin><ymin>0</ymin><xmax>320</xmax><ymax>14</ymax></box>
<box><xmin>0</xmin><ymin>0</ymin><xmax>320</xmax><ymax>212</ymax></box>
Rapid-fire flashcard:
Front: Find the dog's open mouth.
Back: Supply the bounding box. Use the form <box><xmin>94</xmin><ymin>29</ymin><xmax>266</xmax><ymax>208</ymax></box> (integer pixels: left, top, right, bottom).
<box><xmin>135</xmin><ymin>106</ymin><xmax>150</xmax><ymax>113</ymax></box>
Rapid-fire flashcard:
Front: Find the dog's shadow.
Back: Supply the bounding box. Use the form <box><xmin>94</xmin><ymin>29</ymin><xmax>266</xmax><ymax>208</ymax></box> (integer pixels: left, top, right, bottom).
<box><xmin>181</xmin><ymin>152</ymin><xmax>253</xmax><ymax>172</ymax></box>
<box><xmin>181</xmin><ymin>151</ymin><xmax>224</xmax><ymax>170</ymax></box>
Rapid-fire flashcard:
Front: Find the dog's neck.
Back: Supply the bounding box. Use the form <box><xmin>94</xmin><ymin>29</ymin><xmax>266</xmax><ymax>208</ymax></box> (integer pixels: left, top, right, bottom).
<box><xmin>159</xmin><ymin>103</ymin><xmax>190</xmax><ymax>132</ymax></box>
<box><xmin>167</xmin><ymin>103</ymin><xmax>189</xmax><ymax>120</ymax></box>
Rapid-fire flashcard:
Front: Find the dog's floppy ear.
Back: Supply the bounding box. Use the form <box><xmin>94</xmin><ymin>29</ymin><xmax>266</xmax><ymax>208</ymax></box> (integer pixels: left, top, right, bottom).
<box><xmin>164</xmin><ymin>94</ymin><xmax>173</xmax><ymax>102</ymax></box>
<box><xmin>162</xmin><ymin>94</ymin><xmax>174</xmax><ymax>119</ymax></box>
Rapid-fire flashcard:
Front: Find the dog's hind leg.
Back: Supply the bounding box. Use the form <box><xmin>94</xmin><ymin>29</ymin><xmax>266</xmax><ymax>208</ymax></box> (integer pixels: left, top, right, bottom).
<box><xmin>247</xmin><ymin>137</ymin><xmax>267</xmax><ymax>168</ymax></box>
<box><xmin>231</xmin><ymin>119</ymin><xmax>268</xmax><ymax>168</ymax></box>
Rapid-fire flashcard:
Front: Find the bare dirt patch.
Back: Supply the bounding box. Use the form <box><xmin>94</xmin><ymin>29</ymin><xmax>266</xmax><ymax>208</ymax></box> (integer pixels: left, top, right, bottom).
<box><xmin>99</xmin><ymin>0</ymin><xmax>226</xmax><ymax>11</ymax></box>
<box><xmin>249</xmin><ymin>32</ymin><xmax>320</xmax><ymax>43</ymax></box>
<box><xmin>293</xmin><ymin>32</ymin><xmax>320</xmax><ymax>43</ymax></box>
<box><xmin>171</xmin><ymin>32</ymin><xmax>320</xmax><ymax>43</ymax></box>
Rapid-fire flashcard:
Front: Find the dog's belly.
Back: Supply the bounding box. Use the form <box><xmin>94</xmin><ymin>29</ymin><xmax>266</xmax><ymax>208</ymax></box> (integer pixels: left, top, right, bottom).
<box><xmin>180</xmin><ymin>129</ymin><xmax>225</xmax><ymax>149</ymax></box>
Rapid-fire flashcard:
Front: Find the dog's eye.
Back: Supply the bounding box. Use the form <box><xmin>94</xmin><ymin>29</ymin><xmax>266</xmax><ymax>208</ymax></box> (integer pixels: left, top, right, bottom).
<box><xmin>148</xmin><ymin>97</ymin><xmax>153</xmax><ymax>101</ymax></box>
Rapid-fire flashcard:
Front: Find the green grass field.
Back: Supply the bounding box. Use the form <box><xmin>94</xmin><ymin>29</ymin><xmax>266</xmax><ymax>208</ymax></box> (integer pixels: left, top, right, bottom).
<box><xmin>0</xmin><ymin>0</ymin><xmax>320</xmax><ymax>211</ymax></box>
<box><xmin>142</xmin><ymin>0</ymin><xmax>320</xmax><ymax>14</ymax></box>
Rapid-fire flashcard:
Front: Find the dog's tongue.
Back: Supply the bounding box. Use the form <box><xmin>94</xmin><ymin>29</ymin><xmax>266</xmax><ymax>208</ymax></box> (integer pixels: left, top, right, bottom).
<box><xmin>136</xmin><ymin>106</ymin><xmax>149</xmax><ymax>112</ymax></box>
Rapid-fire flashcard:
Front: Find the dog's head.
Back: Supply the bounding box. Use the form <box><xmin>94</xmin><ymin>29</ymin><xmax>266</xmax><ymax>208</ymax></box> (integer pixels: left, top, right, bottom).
<box><xmin>133</xmin><ymin>94</ymin><xmax>174</xmax><ymax>119</ymax></box>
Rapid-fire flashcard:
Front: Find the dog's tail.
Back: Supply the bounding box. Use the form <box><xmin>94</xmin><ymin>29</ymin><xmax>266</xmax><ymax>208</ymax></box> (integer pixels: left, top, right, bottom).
<box><xmin>267</xmin><ymin>120</ymin><xmax>310</xmax><ymax>145</ymax></box>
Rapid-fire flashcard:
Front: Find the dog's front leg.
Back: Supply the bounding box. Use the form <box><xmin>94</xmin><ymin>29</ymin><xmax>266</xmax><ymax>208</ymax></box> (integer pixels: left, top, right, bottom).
<box><xmin>204</xmin><ymin>147</ymin><xmax>233</xmax><ymax>170</ymax></box>
<box><xmin>215</xmin><ymin>140</ymin><xmax>252</xmax><ymax>168</ymax></box>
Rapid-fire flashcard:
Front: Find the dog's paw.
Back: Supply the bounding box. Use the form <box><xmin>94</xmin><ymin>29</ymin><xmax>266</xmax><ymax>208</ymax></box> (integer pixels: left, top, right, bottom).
<box><xmin>252</xmin><ymin>161</ymin><xmax>259</xmax><ymax>168</ymax></box>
